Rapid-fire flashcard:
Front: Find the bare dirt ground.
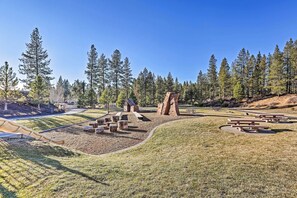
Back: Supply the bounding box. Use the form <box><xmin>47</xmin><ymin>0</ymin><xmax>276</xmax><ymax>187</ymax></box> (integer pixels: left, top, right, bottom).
<box><xmin>43</xmin><ymin>112</ymin><xmax>196</xmax><ymax>155</ymax></box>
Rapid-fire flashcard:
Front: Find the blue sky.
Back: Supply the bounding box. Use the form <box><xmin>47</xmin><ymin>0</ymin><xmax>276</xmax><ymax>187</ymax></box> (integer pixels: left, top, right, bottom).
<box><xmin>0</xmin><ymin>0</ymin><xmax>297</xmax><ymax>84</ymax></box>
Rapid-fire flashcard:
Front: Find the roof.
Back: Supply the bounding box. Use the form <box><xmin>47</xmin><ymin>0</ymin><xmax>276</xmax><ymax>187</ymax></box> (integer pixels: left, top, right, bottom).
<box><xmin>126</xmin><ymin>98</ymin><xmax>136</xmax><ymax>106</ymax></box>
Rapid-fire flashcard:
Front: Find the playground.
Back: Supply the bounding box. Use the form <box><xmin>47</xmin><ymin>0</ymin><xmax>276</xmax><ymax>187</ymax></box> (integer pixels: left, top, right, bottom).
<box><xmin>2</xmin><ymin>94</ymin><xmax>297</xmax><ymax>197</ymax></box>
<box><xmin>2</xmin><ymin>106</ymin><xmax>297</xmax><ymax>197</ymax></box>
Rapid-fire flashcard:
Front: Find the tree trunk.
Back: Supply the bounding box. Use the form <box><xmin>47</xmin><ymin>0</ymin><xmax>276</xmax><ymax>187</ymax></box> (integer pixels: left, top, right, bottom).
<box><xmin>38</xmin><ymin>103</ymin><xmax>41</xmax><ymax>110</ymax></box>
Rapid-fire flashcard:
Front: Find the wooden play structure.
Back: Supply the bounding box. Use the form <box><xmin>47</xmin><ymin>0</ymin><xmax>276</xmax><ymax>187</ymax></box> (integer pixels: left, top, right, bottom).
<box><xmin>0</xmin><ymin>118</ymin><xmax>64</xmax><ymax>144</ymax></box>
<box><xmin>84</xmin><ymin>113</ymin><xmax>130</xmax><ymax>133</ymax></box>
<box><xmin>124</xmin><ymin>98</ymin><xmax>139</xmax><ymax>112</ymax></box>
<box><xmin>157</xmin><ymin>92</ymin><xmax>180</xmax><ymax>116</ymax></box>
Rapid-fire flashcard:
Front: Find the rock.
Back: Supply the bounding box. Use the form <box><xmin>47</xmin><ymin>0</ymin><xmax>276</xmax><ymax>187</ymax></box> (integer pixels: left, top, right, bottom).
<box><xmin>157</xmin><ymin>92</ymin><xmax>179</xmax><ymax>116</ymax></box>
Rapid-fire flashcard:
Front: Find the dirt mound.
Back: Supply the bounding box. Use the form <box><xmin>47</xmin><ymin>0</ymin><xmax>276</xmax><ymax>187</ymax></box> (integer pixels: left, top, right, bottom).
<box><xmin>247</xmin><ymin>94</ymin><xmax>297</xmax><ymax>108</ymax></box>
<box><xmin>0</xmin><ymin>102</ymin><xmax>62</xmax><ymax>118</ymax></box>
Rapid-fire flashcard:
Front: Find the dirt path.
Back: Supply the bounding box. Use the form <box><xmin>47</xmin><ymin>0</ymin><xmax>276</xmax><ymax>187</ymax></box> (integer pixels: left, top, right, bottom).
<box><xmin>43</xmin><ymin>112</ymin><xmax>196</xmax><ymax>155</ymax></box>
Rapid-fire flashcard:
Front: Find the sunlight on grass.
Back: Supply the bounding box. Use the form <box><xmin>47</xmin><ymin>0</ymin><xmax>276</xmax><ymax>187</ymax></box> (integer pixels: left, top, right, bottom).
<box><xmin>1</xmin><ymin>109</ymin><xmax>297</xmax><ymax>197</ymax></box>
<box><xmin>15</xmin><ymin>109</ymin><xmax>106</xmax><ymax>132</ymax></box>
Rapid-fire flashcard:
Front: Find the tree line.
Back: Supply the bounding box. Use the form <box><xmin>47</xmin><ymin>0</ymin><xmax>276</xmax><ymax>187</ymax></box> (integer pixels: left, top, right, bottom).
<box><xmin>1</xmin><ymin>27</ymin><xmax>297</xmax><ymax>110</ymax></box>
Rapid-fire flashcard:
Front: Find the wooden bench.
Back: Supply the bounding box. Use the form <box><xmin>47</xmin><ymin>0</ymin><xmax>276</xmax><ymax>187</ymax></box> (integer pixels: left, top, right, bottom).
<box><xmin>227</xmin><ymin>118</ymin><xmax>270</xmax><ymax>132</ymax></box>
<box><xmin>227</xmin><ymin>122</ymin><xmax>260</xmax><ymax>125</ymax></box>
<box><xmin>256</xmin><ymin>114</ymin><xmax>288</xmax><ymax>123</ymax></box>
<box><xmin>133</xmin><ymin>112</ymin><xmax>143</xmax><ymax>120</ymax></box>
<box><xmin>228</xmin><ymin>119</ymin><xmax>266</xmax><ymax>124</ymax></box>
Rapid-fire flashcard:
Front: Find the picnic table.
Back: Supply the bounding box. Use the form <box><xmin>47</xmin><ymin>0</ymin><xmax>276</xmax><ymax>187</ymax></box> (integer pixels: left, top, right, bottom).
<box><xmin>227</xmin><ymin>118</ymin><xmax>269</xmax><ymax>132</ymax></box>
<box><xmin>255</xmin><ymin>114</ymin><xmax>288</xmax><ymax>123</ymax></box>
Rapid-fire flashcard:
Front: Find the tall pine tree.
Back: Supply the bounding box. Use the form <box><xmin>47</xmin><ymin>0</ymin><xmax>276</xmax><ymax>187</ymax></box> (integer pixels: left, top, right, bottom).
<box><xmin>269</xmin><ymin>45</ymin><xmax>285</xmax><ymax>96</ymax></box>
<box><xmin>98</xmin><ymin>53</ymin><xmax>108</xmax><ymax>97</ymax></box>
<box><xmin>218</xmin><ymin>58</ymin><xmax>230</xmax><ymax>98</ymax></box>
<box><xmin>109</xmin><ymin>49</ymin><xmax>123</xmax><ymax>100</ymax></box>
<box><xmin>0</xmin><ymin>62</ymin><xmax>19</xmax><ymax>110</ymax></box>
<box><xmin>19</xmin><ymin>28</ymin><xmax>53</xmax><ymax>88</ymax></box>
<box><xmin>85</xmin><ymin>45</ymin><xmax>98</xmax><ymax>107</ymax></box>
<box><xmin>122</xmin><ymin>57</ymin><xmax>133</xmax><ymax>99</ymax></box>
<box><xmin>207</xmin><ymin>54</ymin><xmax>217</xmax><ymax>99</ymax></box>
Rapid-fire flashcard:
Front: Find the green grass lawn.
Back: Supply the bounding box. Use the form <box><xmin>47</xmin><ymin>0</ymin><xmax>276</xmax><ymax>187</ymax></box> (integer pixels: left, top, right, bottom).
<box><xmin>1</xmin><ymin>108</ymin><xmax>297</xmax><ymax>197</ymax></box>
<box><xmin>15</xmin><ymin>109</ymin><xmax>107</xmax><ymax>132</ymax></box>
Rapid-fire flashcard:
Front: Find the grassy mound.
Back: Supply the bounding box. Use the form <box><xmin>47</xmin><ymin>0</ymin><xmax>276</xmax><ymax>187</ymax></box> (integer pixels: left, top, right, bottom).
<box><xmin>1</xmin><ymin>109</ymin><xmax>297</xmax><ymax>197</ymax></box>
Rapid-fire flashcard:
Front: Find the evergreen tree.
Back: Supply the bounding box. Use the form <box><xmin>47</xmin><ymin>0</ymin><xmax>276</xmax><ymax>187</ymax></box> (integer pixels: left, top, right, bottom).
<box><xmin>291</xmin><ymin>40</ymin><xmax>297</xmax><ymax>93</ymax></box>
<box><xmin>207</xmin><ymin>54</ymin><xmax>217</xmax><ymax>99</ymax></box>
<box><xmin>218</xmin><ymin>58</ymin><xmax>231</xmax><ymax>98</ymax></box>
<box><xmin>19</xmin><ymin>28</ymin><xmax>53</xmax><ymax>88</ymax></box>
<box><xmin>135</xmin><ymin>68</ymin><xmax>149</xmax><ymax>106</ymax></box>
<box><xmin>63</xmin><ymin>79</ymin><xmax>71</xmax><ymax>102</ymax></box>
<box><xmin>0</xmin><ymin>62</ymin><xmax>19</xmax><ymax>110</ymax></box>
<box><xmin>99</xmin><ymin>86</ymin><xmax>113</xmax><ymax>113</ymax></box>
<box><xmin>116</xmin><ymin>91</ymin><xmax>126</xmax><ymax>108</ymax></box>
<box><xmin>155</xmin><ymin>75</ymin><xmax>165</xmax><ymax>104</ymax></box>
<box><xmin>233</xmin><ymin>81</ymin><xmax>244</xmax><ymax>100</ymax></box>
<box><xmin>259</xmin><ymin>54</ymin><xmax>267</xmax><ymax>95</ymax></box>
<box><xmin>98</xmin><ymin>53</ymin><xmax>108</xmax><ymax>96</ymax></box>
<box><xmin>245</xmin><ymin>54</ymin><xmax>255</xmax><ymax>97</ymax></box>
<box><xmin>196</xmin><ymin>70</ymin><xmax>209</xmax><ymax>101</ymax></box>
<box><xmin>269</xmin><ymin>45</ymin><xmax>286</xmax><ymax>96</ymax></box>
<box><xmin>146</xmin><ymin>72</ymin><xmax>155</xmax><ymax>105</ymax></box>
<box><xmin>283</xmin><ymin>39</ymin><xmax>294</xmax><ymax>93</ymax></box>
<box><xmin>71</xmin><ymin>79</ymin><xmax>86</xmax><ymax>102</ymax></box>
<box><xmin>173</xmin><ymin>77</ymin><xmax>180</xmax><ymax>93</ymax></box>
<box><xmin>109</xmin><ymin>49</ymin><xmax>123</xmax><ymax>100</ymax></box>
<box><xmin>29</xmin><ymin>75</ymin><xmax>48</xmax><ymax>110</ymax></box>
<box><xmin>252</xmin><ymin>52</ymin><xmax>262</xmax><ymax>96</ymax></box>
<box><xmin>85</xmin><ymin>44</ymin><xmax>98</xmax><ymax>107</ymax></box>
<box><xmin>122</xmin><ymin>57</ymin><xmax>133</xmax><ymax>99</ymax></box>
<box><xmin>166</xmin><ymin>72</ymin><xmax>174</xmax><ymax>92</ymax></box>
<box><xmin>233</xmin><ymin>48</ymin><xmax>250</xmax><ymax>97</ymax></box>
<box><xmin>55</xmin><ymin>76</ymin><xmax>64</xmax><ymax>102</ymax></box>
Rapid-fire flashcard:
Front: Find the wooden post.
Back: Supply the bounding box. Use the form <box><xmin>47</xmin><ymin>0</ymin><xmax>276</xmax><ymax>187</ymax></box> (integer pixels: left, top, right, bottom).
<box><xmin>109</xmin><ymin>124</ymin><xmax>117</xmax><ymax>132</ymax></box>
<box><xmin>112</xmin><ymin>116</ymin><xmax>120</xmax><ymax>122</ymax></box>
<box><xmin>95</xmin><ymin>126</ymin><xmax>105</xmax><ymax>134</ymax></box>
<box><xmin>96</xmin><ymin>119</ymin><xmax>105</xmax><ymax>125</ymax></box>
<box><xmin>118</xmin><ymin>120</ymin><xmax>128</xmax><ymax>130</ymax></box>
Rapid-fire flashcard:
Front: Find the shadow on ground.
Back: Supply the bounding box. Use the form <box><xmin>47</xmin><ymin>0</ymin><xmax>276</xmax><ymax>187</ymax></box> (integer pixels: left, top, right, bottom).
<box><xmin>0</xmin><ymin>139</ymin><xmax>109</xmax><ymax>196</ymax></box>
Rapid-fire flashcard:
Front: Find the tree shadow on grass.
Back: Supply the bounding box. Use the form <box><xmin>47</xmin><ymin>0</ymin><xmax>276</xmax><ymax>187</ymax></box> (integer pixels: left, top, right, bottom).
<box><xmin>5</xmin><ymin>140</ymin><xmax>110</xmax><ymax>187</ymax></box>
<box><xmin>28</xmin><ymin>118</ymin><xmax>66</xmax><ymax>131</ymax></box>
<box><xmin>70</xmin><ymin>114</ymin><xmax>96</xmax><ymax>120</ymax></box>
<box><xmin>0</xmin><ymin>184</ymin><xmax>17</xmax><ymax>198</ymax></box>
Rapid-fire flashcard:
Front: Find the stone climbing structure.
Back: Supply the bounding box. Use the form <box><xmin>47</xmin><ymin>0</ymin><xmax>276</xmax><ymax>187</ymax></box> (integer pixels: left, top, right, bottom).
<box><xmin>157</xmin><ymin>92</ymin><xmax>180</xmax><ymax>116</ymax></box>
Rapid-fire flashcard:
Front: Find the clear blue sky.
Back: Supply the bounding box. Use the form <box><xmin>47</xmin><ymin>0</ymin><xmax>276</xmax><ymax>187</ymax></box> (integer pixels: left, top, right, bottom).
<box><xmin>1</xmin><ymin>0</ymin><xmax>297</xmax><ymax>84</ymax></box>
